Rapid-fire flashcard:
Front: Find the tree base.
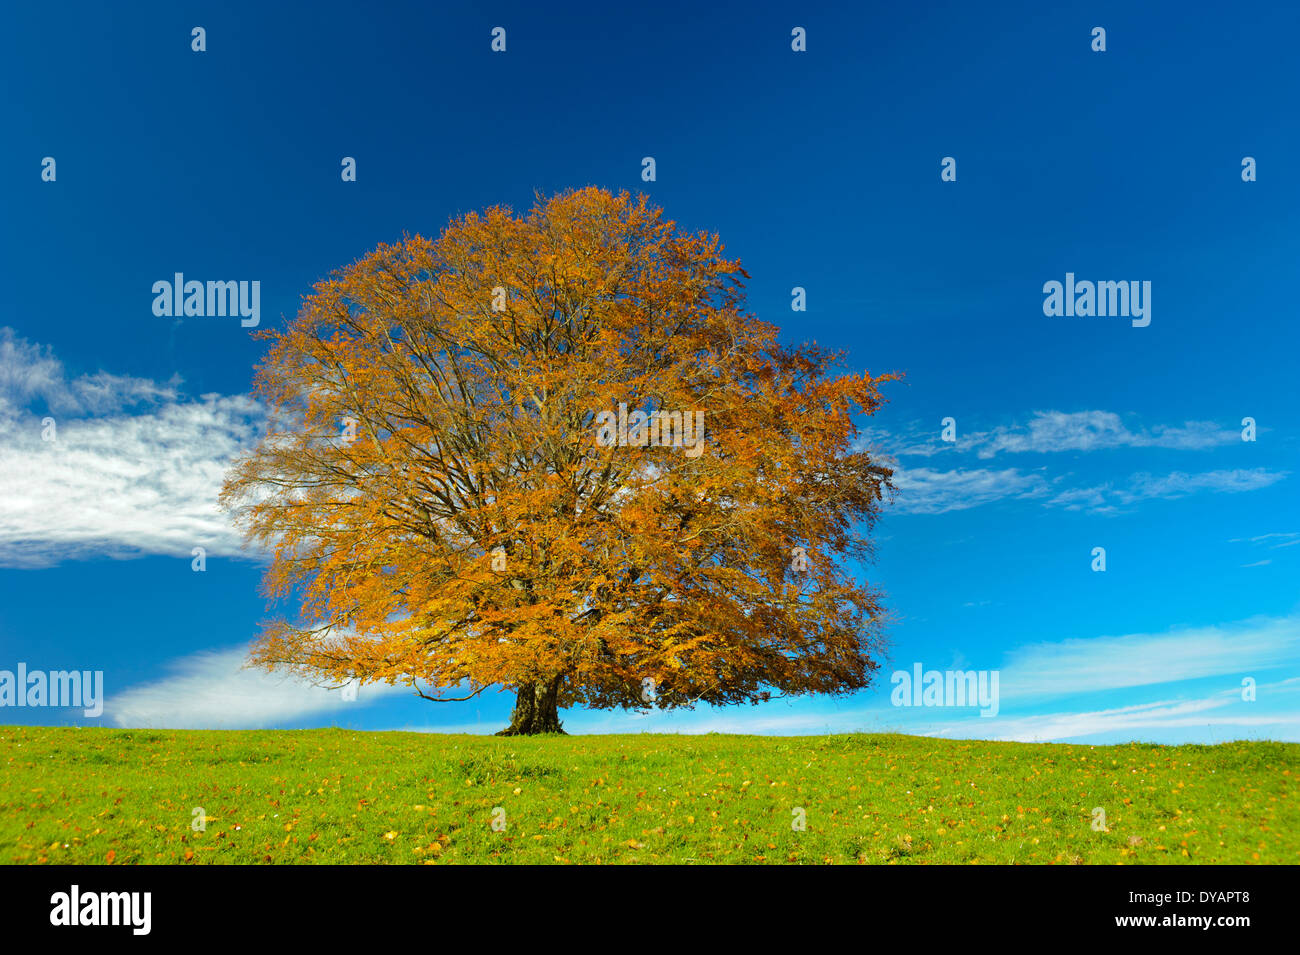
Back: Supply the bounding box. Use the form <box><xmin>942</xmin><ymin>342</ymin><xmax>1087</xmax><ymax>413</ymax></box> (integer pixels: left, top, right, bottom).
<box><xmin>495</xmin><ymin>678</ymin><xmax>566</xmax><ymax>736</ymax></box>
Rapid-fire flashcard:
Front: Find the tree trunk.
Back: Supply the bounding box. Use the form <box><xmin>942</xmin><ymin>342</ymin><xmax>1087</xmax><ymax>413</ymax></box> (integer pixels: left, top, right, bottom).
<box><xmin>496</xmin><ymin>676</ymin><xmax>566</xmax><ymax>735</ymax></box>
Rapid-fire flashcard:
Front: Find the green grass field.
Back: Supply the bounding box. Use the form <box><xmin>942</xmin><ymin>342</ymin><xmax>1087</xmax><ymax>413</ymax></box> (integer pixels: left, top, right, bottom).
<box><xmin>2</xmin><ymin>727</ymin><xmax>1295</xmax><ymax>864</ymax></box>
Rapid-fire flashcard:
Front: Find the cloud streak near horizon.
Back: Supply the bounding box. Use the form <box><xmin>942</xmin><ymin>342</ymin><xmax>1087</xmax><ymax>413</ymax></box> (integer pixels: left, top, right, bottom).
<box><xmin>105</xmin><ymin>646</ymin><xmax>410</xmax><ymax>729</ymax></box>
<box><xmin>105</xmin><ymin>614</ymin><xmax>1300</xmax><ymax>740</ymax></box>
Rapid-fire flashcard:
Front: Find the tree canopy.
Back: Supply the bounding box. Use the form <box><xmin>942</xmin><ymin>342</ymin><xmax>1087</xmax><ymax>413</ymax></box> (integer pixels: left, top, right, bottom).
<box><xmin>220</xmin><ymin>187</ymin><xmax>897</xmax><ymax>733</ymax></box>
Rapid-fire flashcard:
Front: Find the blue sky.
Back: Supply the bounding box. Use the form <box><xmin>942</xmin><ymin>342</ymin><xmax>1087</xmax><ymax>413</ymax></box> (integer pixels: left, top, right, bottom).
<box><xmin>1</xmin><ymin>0</ymin><xmax>1296</xmax><ymax>743</ymax></box>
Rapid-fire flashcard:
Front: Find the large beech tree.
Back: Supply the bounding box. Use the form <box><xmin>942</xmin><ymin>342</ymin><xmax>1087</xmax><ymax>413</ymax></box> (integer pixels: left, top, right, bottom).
<box><xmin>221</xmin><ymin>187</ymin><xmax>897</xmax><ymax>734</ymax></box>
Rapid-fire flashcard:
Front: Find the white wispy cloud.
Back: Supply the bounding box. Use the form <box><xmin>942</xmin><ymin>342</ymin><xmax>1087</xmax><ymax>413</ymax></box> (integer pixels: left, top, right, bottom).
<box><xmin>1047</xmin><ymin>468</ymin><xmax>1289</xmax><ymax>514</ymax></box>
<box><xmin>995</xmin><ymin>615</ymin><xmax>1300</xmax><ymax>702</ymax></box>
<box><xmin>1126</xmin><ymin>468</ymin><xmax>1287</xmax><ymax>499</ymax></box>
<box><xmin>0</xmin><ymin>329</ymin><xmax>181</xmax><ymax>416</ymax></box>
<box><xmin>936</xmin><ymin>692</ymin><xmax>1300</xmax><ymax>743</ymax></box>
<box><xmin>966</xmin><ymin>411</ymin><xmax>1240</xmax><ymax>459</ymax></box>
<box><xmin>886</xmin><ymin>464</ymin><xmax>1286</xmax><ymax>516</ymax></box>
<box><xmin>863</xmin><ymin>410</ymin><xmax>1283</xmax><ymax>516</ymax></box>
<box><xmin>105</xmin><ymin>646</ymin><xmax>409</xmax><ymax>729</ymax></box>
<box><xmin>1230</xmin><ymin>531</ymin><xmax>1300</xmax><ymax>548</ymax></box>
<box><xmin>871</xmin><ymin>410</ymin><xmax>1244</xmax><ymax>460</ymax></box>
<box><xmin>889</xmin><ymin>466</ymin><xmax>1048</xmax><ymax>514</ymax></box>
<box><xmin>0</xmin><ymin>328</ymin><xmax>261</xmax><ymax>567</ymax></box>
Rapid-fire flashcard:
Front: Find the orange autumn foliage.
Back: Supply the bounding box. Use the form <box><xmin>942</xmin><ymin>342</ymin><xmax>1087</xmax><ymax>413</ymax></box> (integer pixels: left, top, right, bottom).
<box><xmin>220</xmin><ymin>187</ymin><xmax>897</xmax><ymax>722</ymax></box>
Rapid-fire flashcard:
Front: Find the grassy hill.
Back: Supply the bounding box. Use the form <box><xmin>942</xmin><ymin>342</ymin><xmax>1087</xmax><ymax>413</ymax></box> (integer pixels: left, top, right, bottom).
<box><xmin>2</xmin><ymin>727</ymin><xmax>1295</xmax><ymax>864</ymax></box>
